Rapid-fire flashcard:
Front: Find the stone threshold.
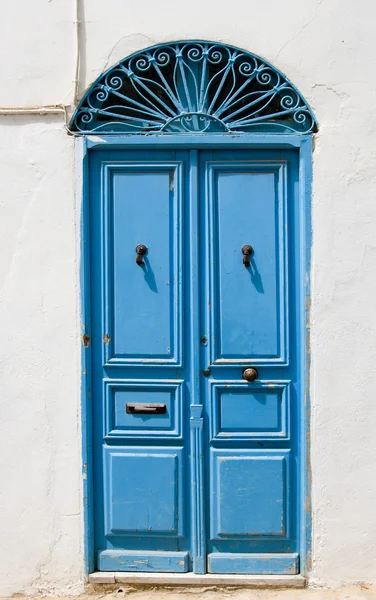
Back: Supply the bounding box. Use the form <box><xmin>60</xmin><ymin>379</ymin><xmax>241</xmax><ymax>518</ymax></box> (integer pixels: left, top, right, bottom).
<box><xmin>89</xmin><ymin>572</ymin><xmax>306</xmax><ymax>587</ymax></box>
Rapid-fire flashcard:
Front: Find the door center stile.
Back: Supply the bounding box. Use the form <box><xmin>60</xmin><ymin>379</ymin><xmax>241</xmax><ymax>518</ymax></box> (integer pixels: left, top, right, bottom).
<box><xmin>188</xmin><ymin>149</ymin><xmax>206</xmax><ymax>574</ymax></box>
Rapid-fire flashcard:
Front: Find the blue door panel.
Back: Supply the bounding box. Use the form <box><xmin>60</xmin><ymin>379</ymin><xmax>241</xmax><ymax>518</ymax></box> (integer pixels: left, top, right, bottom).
<box><xmin>99</xmin><ymin>550</ymin><xmax>189</xmax><ymax>572</ymax></box>
<box><xmin>210</xmin><ymin>449</ymin><xmax>290</xmax><ymax>539</ymax></box>
<box><xmin>103</xmin><ymin>379</ymin><xmax>183</xmax><ymax>440</ymax></box>
<box><xmin>89</xmin><ymin>148</ymin><xmax>302</xmax><ymax>574</ymax></box>
<box><xmin>205</xmin><ymin>161</ymin><xmax>288</xmax><ymax>365</ymax></box>
<box><xmin>209</xmin><ymin>380</ymin><xmax>290</xmax><ymax>440</ymax></box>
<box><xmin>103</xmin><ymin>447</ymin><xmax>184</xmax><ymax>537</ymax></box>
<box><xmin>104</xmin><ymin>161</ymin><xmax>183</xmax><ymax>366</ymax></box>
<box><xmin>207</xmin><ymin>552</ymin><xmax>299</xmax><ymax>575</ymax></box>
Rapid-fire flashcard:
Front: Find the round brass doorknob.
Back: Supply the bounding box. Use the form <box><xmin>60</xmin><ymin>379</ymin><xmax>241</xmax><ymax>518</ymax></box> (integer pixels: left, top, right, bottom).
<box><xmin>242</xmin><ymin>367</ymin><xmax>258</xmax><ymax>382</ymax></box>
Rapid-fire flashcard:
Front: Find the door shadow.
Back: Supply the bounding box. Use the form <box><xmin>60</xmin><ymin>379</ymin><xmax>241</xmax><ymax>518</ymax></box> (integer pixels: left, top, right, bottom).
<box><xmin>141</xmin><ymin>257</ymin><xmax>158</xmax><ymax>293</ymax></box>
<box><xmin>247</xmin><ymin>256</ymin><xmax>264</xmax><ymax>293</ymax></box>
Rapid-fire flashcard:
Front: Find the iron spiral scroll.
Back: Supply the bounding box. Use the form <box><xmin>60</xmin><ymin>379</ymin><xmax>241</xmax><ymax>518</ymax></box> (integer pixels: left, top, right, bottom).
<box><xmin>70</xmin><ymin>41</ymin><xmax>317</xmax><ymax>135</ymax></box>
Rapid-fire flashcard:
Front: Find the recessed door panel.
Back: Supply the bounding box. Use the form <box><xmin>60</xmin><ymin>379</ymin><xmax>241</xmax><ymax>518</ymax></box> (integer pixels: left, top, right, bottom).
<box><xmin>103</xmin><ymin>447</ymin><xmax>184</xmax><ymax>537</ymax></box>
<box><xmin>104</xmin><ymin>379</ymin><xmax>183</xmax><ymax>439</ymax></box>
<box><xmin>210</xmin><ymin>381</ymin><xmax>290</xmax><ymax>440</ymax></box>
<box><xmin>103</xmin><ymin>162</ymin><xmax>183</xmax><ymax>366</ymax></box>
<box><xmin>210</xmin><ymin>450</ymin><xmax>290</xmax><ymax>540</ymax></box>
<box><xmin>206</xmin><ymin>162</ymin><xmax>288</xmax><ymax>365</ymax></box>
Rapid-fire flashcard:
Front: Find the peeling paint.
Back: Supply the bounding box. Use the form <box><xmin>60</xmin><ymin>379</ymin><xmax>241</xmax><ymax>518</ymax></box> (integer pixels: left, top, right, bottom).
<box><xmin>82</xmin><ymin>334</ymin><xmax>91</xmax><ymax>348</ymax></box>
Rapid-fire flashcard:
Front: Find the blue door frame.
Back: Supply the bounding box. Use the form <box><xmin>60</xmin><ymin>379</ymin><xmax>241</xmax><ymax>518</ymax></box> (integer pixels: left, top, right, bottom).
<box><xmin>79</xmin><ymin>133</ymin><xmax>313</xmax><ymax>577</ymax></box>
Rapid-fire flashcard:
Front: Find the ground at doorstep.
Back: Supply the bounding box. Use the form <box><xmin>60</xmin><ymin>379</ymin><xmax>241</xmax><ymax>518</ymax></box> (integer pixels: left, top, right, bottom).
<box><xmin>6</xmin><ymin>584</ymin><xmax>376</xmax><ymax>600</ymax></box>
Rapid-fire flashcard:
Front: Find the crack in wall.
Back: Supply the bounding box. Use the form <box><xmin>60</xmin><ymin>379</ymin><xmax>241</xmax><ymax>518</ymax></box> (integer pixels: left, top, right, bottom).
<box><xmin>275</xmin><ymin>0</ymin><xmax>324</xmax><ymax>60</ymax></box>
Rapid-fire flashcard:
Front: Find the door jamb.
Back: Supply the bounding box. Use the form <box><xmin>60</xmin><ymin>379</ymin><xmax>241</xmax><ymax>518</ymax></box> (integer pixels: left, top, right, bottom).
<box><xmin>77</xmin><ymin>133</ymin><xmax>313</xmax><ymax>578</ymax></box>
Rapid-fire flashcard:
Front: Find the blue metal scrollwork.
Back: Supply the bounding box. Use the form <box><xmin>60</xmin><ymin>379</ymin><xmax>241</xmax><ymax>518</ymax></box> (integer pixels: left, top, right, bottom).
<box><xmin>69</xmin><ymin>41</ymin><xmax>317</xmax><ymax>135</ymax></box>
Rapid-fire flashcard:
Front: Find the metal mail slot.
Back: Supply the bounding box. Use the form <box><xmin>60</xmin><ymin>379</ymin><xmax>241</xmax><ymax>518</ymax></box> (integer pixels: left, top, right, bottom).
<box><xmin>126</xmin><ymin>403</ymin><xmax>167</xmax><ymax>414</ymax></box>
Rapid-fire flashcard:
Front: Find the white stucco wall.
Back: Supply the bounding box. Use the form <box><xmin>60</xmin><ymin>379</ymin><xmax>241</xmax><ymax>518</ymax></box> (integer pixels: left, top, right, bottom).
<box><xmin>0</xmin><ymin>0</ymin><xmax>375</xmax><ymax>594</ymax></box>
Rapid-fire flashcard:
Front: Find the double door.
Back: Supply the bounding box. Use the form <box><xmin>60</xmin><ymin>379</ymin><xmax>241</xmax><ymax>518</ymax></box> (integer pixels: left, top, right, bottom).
<box><xmin>89</xmin><ymin>147</ymin><xmax>301</xmax><ymax>574</ymax></box>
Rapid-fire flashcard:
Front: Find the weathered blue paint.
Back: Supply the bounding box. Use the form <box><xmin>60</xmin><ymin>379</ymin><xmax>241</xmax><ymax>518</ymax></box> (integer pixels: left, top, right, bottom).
<box><xmin>83</xmin><ymin>140</ymin><xmax>311</xmax><ymax>575</ymax></box>
<box><xmin>99</xmin><ymin>550</ymin><xmax>189</xmax><ymax>572</ymax></box>
<box><xmin>79</xmin><ymin>137</ymin><xmax>95</xmax><ymax>575</ymax></box>
<box><xmin>207</xmin><ymin>552</ymin><xmax>299</xmax><ymax>575</ymax></box>
<box><xmin>209</xmin><ymin>381</ymin><xmax>290</xmax><ymax>441</ymax></box>
<box><xmin>297</xmin><ymin>136</ymin><xmax>313</xmax><ymax>576</ymax></box>
<box><xmin>188</xmin><ymin>149</ymin><xmax>206</xmax><ymax>573</ymax></box>
<box><xmin>190</xmin><ymin>404</ymin><xmax>206</xmax><ymax>573</ymax></box>
<box><xmin>200</xmin><ymin>148</ymin><xmax>299</xmax><ymax>573</ymax></box>
<box><xmin>86</xmin><ymin>133</ymin><xmax>309</xmax><ymax>150</ymax></box>
<box><xmin>103</xmin><ymin>447</ymin><xmax>185</xmax><ymax>537</ymax></box>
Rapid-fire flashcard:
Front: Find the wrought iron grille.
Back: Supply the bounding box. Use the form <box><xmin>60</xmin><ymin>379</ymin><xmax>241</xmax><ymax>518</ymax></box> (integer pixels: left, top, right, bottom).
<box><xmin>69</xmin><ymin>41</ymin><xmax>317</xmax><ymax>135</ymax></box>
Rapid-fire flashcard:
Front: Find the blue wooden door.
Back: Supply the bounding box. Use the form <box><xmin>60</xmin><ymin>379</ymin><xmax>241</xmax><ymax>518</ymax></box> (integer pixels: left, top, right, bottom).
<box><xmin>89</xmin><ymin>147</ymin><xmax>301</xmax><ymax>574</ymax></box>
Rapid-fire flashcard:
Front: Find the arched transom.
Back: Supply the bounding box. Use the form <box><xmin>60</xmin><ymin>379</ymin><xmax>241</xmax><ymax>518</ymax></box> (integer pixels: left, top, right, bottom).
<box><xmin>70</xmin><ymin>41</ymin><xmax>317</xmax><ymax>135</ymax></box>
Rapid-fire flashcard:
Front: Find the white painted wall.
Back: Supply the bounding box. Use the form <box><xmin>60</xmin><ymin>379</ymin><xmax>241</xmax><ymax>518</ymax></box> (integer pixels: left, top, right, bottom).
<box><xmin>0</xmin><ymin>0</ymin><xmax>375</xmax><ymax>594</ymax></box>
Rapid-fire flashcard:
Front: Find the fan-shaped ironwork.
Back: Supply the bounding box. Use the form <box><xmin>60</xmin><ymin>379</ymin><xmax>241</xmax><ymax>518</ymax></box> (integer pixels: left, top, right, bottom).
<box><xmin>69</xmin><ymin>41</ymin><xmax>317</xmax><ymax>135</ymax></box>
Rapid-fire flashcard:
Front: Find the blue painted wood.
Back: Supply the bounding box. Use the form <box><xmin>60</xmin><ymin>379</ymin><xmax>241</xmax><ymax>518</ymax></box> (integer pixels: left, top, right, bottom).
<box><xmin>103</xmin><ymin>379</ymin><xmax>183</xmax><ymax>439</ymax></box>
<box><xmin>102</xmin><ymin>161</ymin><xmax>183</xmax><ymax>366</ymax></box>
<box><xmin>188</xmin><ymin>149</ymin><xmax>206</xmax><ymax>574</ymax></box>
<box><xmin>209</xmin><ymin>380</ymin><xmax>290</xmax><ymax>441</ymax></box>
<box><xmin>99</xmin><ymin>550</ymin><xmax>189</xmax><ymax>572</ymax></box>
<box><xmin>200</xmin><ymin>149</ymin><xmax>299</xmax><ymax>567</ymax></box>
<box><xmin>190</xmin><ymin>405</ymin><xmax>206</xmax><ymax>573</ymax></box>
<box><xmin>297</xmin><ymin>136</ymin><xmax>313</xmax><ymax>576</ymax></box>
<box><xmin>88</xmin><ymin>144</ymin><xmax>308</xmax><ymax>575</ymax></box>
<box><xmin>205</xmin><ymin>160</ymin><xmax>288</xmax><ymax>365</ymax></box>
<box><xmin>103</xmin><ymin>447</ymin><xmax>184</xmax><ymax>537</ymax></box>
<box><xmin>210</xmin><ymin>449</ymin><xmax>290</xmax><ymax>540</ymax></box>
<box><xmin>86</xmin><ymin>133</ymin><xmax>309</xmax><ymax>150</ymax></box>
<box><xmin>79</xmin><ymin>137</ymin><xmax>95</xmax><ymax>576</ymax></box>
<box><xmin>207</xmin><ymin>553</ymin><xmax>299</xmax><ymax>575</ymax></box>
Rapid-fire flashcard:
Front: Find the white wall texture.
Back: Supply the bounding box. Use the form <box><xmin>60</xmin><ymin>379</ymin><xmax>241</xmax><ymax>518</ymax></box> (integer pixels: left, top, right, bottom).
<box><xmin>0</xmin><ymin>0</ymin><xmax>376</xmax><ymax>595</ymax></box>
